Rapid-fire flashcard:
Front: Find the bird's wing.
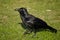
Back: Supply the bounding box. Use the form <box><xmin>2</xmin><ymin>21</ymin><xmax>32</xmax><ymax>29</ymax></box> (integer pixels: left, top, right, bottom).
<box><xmin>24</xmin><ymin>16</ymin><xmax>35</xmax><ymax>27</ymax></box>
<box><xmin>25</xmin><ymin>19</ymin><xmax>34</xmax><ymax>27</ymax></box>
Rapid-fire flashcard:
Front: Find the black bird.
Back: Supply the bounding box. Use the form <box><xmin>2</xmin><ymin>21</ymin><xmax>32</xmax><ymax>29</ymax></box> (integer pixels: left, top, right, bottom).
<box><xmin>15</xmin><ymin>7</ymin><xmax>57</xmax><ymax>35</ymax></box>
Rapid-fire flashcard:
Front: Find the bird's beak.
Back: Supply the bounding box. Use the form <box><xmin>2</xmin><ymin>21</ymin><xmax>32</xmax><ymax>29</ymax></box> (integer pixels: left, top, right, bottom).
<box><xmin>14</xmin><ymin>8</ymin><xmax>19</xmax><ymax>11</ymax></box>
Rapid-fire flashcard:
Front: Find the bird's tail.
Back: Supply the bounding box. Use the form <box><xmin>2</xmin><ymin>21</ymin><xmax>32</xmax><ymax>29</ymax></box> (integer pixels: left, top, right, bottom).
<box><xmin>47</xmin><ymin>26</ymin><xmax>57</xmax><ymax>33</ymax></box>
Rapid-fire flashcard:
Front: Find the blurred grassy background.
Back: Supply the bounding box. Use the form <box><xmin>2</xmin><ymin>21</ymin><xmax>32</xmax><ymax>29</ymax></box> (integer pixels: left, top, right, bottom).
<box><xmin>0</xmin><ymin>0</ymin><xmax>60</xmax><ymax>40</ymax></box>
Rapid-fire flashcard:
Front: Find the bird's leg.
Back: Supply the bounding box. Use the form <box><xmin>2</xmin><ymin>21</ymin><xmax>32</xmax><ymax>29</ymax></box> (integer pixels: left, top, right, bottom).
<box><xmin>23</xmin><ymin>30</ymin><xmax>29</xmax><ymax>35</ymax></box>
<box><xmin>23</xmin><ymin>29</ymin><xmax>32</xmax><ymax>35</ymax></box>
<box><xmin>32</xmin><ymin>29</ymin><xmax>36</xmax><ymax>37</ymax></box>
<box><xmin>33</xmin><ymin>31</ymin><xmax>36</xmax><ymax>37</ymax></box>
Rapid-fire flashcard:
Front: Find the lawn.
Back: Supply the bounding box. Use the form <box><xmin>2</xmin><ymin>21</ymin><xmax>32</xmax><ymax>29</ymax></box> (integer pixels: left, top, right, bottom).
<box><xmin>0</xmin><ymin>0</ymin><xmax>60</xmax><ymax>40</ymax></box>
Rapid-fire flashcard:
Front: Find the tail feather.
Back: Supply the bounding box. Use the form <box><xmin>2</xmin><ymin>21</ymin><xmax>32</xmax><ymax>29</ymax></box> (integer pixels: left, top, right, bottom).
<box><xmin>47</xmin><ymin>26</ymin><xmax>57</xmax><ymax>33</ymax></box>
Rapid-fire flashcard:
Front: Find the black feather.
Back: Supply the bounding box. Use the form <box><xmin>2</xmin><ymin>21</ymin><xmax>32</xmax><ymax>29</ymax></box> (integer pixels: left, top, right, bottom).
<box><xmin>15</xmin><ymin>7</ymin><xmax>57</xmax><ymax>35</ymax></box>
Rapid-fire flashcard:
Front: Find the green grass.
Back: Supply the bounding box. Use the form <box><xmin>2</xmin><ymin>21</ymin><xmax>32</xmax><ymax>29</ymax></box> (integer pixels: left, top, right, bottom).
<box><xmin>0</xmin><ymin>0</ymin><xmax>60</xmax><ymax>40</ymax></box>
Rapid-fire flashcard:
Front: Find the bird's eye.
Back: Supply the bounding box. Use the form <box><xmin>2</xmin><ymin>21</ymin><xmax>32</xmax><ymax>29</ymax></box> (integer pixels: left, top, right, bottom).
<box><xmin>25</xmin><ymin>18</ymin><xmax>29</xmax><ymax>21</ymax></box>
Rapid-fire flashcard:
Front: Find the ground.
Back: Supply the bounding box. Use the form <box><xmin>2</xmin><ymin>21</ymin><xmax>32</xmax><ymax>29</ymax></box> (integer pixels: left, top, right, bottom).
<box><xmin>0</xmin><ymin>0</ymin><xmax>60</xmax><ymax>40</ymax></box>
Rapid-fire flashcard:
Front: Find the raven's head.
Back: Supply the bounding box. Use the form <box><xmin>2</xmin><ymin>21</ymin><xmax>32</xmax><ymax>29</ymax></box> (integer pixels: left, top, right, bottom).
<box><xmin>15</xmin><ymin>7</ymin><xmax>28</xmax><ymax>16</ymax></box>
<box><xmin>15</xmin><ymin>7</ymin><xmax>27</xmax><ymax>11</ymax></box>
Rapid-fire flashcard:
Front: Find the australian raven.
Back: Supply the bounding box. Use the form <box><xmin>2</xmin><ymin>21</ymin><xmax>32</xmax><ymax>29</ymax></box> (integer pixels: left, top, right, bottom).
<box><xmin>15</xmin><ymin>7</ymin><xmax>57</xmax><ymax>35</ymax></box>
